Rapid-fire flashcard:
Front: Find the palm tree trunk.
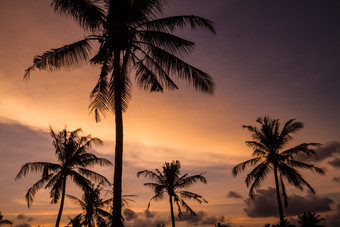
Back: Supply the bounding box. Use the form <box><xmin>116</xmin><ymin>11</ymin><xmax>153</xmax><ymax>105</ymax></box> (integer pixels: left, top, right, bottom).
<box><xmin>55</xmin><ymin>179</ymin><xmax>66</xmax><ymax>227</ymax></box>
<box><xmin>112</xmin><ymin>50</ymin><xmax>123</xmax><ymax>227</ymax></box>
<box><xmin>169</xmin><ymin>195</ymin><xmax>175</xmax><ymax>227</ymax></box>
<box><xmin>274</xmin><ymin>165</ymin><xmax>285</xmax><ymax>226</ymax></box>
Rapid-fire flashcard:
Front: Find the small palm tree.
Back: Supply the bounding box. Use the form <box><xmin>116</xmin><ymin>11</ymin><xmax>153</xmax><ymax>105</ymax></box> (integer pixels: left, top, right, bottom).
<box><xmin>0</xmin><ymin>212</ymin><xmax>12</xmax><ymax>226</ymax></box>
<box><xmin>16</xmin><ymin>127</ymin><xmax>112</xmax><ymax>227</ymax></box>
<box><xmin>272</xmin><ymin>219</ymin><xmax>296</xmax><ymax>227</ymax></box>
<box><xmin>214</xmin><ymin>223</ymin><xmax>230</xmax><ymax>227</ymax></box>
<box><xmin>298</xmin><ymin>211</ymin><xmax>325</xmax><ymax>227</ymax></box>
<box><xmin>232</xmin><ymin>116</ymin><xmax>325</xmax><ymax>226</ymax></box>
<box><xmin>137</xmin><ymin>160</ymin><xmax>207</xmax><ymax>227</ymax></box>
<box><xmin>67</xmin><ymin>184</ymin><xmax>111</xmax><ymax>227</ymax></box>
<box><xmin>24</xmin><ymin>1</ymin><xmax>215</xmax><ymax>225</ymax></box>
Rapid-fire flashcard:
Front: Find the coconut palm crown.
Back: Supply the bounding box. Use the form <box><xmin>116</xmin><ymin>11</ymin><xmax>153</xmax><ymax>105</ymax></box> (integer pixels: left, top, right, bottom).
<box><xmin>24</xmin><ymin>1</ymin><xmax>215</xmax><ymax>226</ymax></box>
<box><xmin>232</xmin><ymin>116</ymin><xmax>325</xmax><ymax>226</ymax></box>
<box><xmin>137</xmin><ymin>160</ymin><xmax>207</xmax><ymax>227</ymax></box>
<box><xmin>15</xmin><ymin>127</ymin><xmax>112</xmax><ymax>227</ymax></box>
<box><xmin>67</xmin><ymin>184</ymin><xmax>111</xmax><ymax>227</ymax></box>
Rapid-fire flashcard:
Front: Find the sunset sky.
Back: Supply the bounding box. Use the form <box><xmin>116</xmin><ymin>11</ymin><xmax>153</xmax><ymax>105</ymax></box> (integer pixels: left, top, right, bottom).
<box><xmin>0</xmin><ymin>0</ymin><xmax>340</xmax><ymax>226</ymax></box>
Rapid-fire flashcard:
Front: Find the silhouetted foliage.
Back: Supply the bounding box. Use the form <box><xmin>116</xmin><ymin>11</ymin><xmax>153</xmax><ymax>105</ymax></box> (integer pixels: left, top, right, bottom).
<box><xmin>298</xmin><ymin>211</ymin><xmax>325</xmax><ymax>227</ymax></box>
<box><xmin>232</xmin><ymin>116</ymin><xmax>325</xmax><ymax>226</ymax></box>
<box><xmin>272</xmin><ymin>218</ymin><xmax>296</xmax><ymax>227</ymax></box>
<box><xmin>214</xmin><ymin>222</ymin><xmax>230</xmax><ymax>227</ymax></box>
<box><xmin>25</xmin><ymin>1</ymin><xmax>215</xmax><ymax>226</ymax></box>
<box><xmin>67</xmin><ymin>184</ymin><xmax>111</xmax><ymax>227</ymax></box>
<box><xmin>15</xmin><ymin>127</ymin><xmax>112</xmax><ymax>227</ymax></box>
<box><xmin>137</xmin><ymin>160</ymin><xmax>207</xmax><ymax>227</ymax></box>
<box><xmin>0</xmin><ymin>212</ymin><xmax>12</xmax><ymax>226</ymax></box>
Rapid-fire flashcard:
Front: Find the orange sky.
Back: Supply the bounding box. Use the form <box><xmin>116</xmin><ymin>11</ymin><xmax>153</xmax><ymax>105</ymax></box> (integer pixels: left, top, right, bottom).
<box><xmin>0</xmin><ymin>0</ymin><xmax>340</xmax><ymax>226</ymax></box>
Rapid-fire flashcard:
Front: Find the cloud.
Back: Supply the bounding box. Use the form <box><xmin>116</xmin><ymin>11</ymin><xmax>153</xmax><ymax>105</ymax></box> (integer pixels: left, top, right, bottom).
<box><xmin>308</xmin><ymin>141</ymin><xmax>340</xmax><ymax>162</ymax></box>
<box><xmin>13</xmin><ymin>224</ymin><xmax>31</xmax><ymax>227</ymax></box>
<box><xmin>244</xmin><ymin>187</ymin><xmax>333</xmax><ymax>217</ymax></box>
<box><xmin>227</xmin><ymin>191</ymin><xmax>243</xmax><ymax>199</ymax></box>
<box><xmin>123</xmin><ymin>209</ymin><xmax>169</xmax><ymax>227</ymax></box>
<box><xmin>16</xmin><ymin>214</ymin><xmax>33</xmax><ymax>222</ymax></box>
<box><xmin>144</xmin><ymin>209</ymin><xmax>156</xmax><ymax>218</ymax></box>
<box><xmin>325</xmin><ymin>204</ymin><xmax>340</xmax><ymax>227</ymax></box>
<box><xmin>17</xmin><ymin>214</ymin><xmax>26</xmax><ymax>220</ymax></box>
<box><xmin>176</xmin><ymin>211</ymin><xmax>225</xmax><ymax>226</ymax></box>
<box><xmin>332</xmin><ymin>177</ymin><xmax>340</xmax><ymax>183</ymax></box>
<box><xmin>123</xmin><ymin>208</ymin><xmax>138</xmax><ymax>221</ymax></box>
<box><xmin>329</xmin><ymin>158</ymin><xmax>340</xmax><ymax>168</ymax></box>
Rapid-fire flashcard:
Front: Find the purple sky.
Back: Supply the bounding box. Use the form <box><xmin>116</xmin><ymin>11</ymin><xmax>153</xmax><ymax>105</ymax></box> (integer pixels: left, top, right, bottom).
<box><xmin>0</xmin><ymin>0</ymin><xmax>339</xmax><ymax>226</ymax></box>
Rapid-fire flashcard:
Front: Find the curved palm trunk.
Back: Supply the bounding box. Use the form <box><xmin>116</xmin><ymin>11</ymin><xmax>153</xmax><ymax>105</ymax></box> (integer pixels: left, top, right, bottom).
<box><xmin>274</xmin><ymin>165</ymin><xmax>285</xmax><ymax>226</ymax></box>
<box><xmin>169</xmin><ymin>195</ymin><xmax>175</xmax><ymax>227</ymax></box>
<box><xmin>55</xmin><ymin>179</ymin><xmax>66</xmax><ymax>227</ymax></box>
<box><xmin>112</xmin><ymin>50</ymin><xmax>123</xmax><ymax>227</ymax></box>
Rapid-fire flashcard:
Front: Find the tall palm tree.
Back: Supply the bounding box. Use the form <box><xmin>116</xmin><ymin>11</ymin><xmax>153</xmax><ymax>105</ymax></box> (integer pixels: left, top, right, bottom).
<box><xmin>0</xmin><ymin>212</ymin><xmax>12</xmax><ymax>226</ymax></box>
<box><xmin>298</xmin><ymin>211</ymin><xmax>325</xmax><ymax>227</ymax></box>
<box><xmin>232</xmin><ymin>116</ymin><xmax>325</xmax><ymax>226</ymax></box>
<box><xmin>15</xmin><ymin>127</ymin><xmax>112</xmax><ymax>227</ymax></box>
<box><xmin>67</xmin><ymin>184</ymin><xmax>111</xmax><ymax>227</ymax></box>
<box><xmin>24</xmin><ymin>1</ymin><xmax>215</xmax><ymax>226</ymax></box>
<box><xmin>137</xmin><ymin>160</ymin><xmax>207</xmax><ymax>227</ymax></box>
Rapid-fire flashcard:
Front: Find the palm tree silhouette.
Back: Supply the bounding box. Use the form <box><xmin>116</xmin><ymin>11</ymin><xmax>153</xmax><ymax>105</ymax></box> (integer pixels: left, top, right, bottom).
<box><xmin>232</xmin><ymin>116</ymin><xmax>325</xmax><ymax>226</ymax></box>
<box><xmin>15</xmin><ymin>127</ymin><xmax>112</xmax><ymax>227</ymax></box>
<box><xmin>0</xmin><ymin>212</ymin><xmax>12</xmax><ymax>226</ymax></box>
<box><xmin>67</xmin><ymin>184</ymin><xmax>111</xmax><ymax>227</ymax></box>
<box><xmin>24</xmin><ymin>1</ymin><xmax>215</xmax><ymax>225</ymax></box>
<box><xmin>272</xmin><ymin>219</ymin><xmax>296</xmax><ymax>227</ymax></box>
<box><xmin>137</xmin><ymin>160</ymin><xmax>207</xmax><ymax>227</ymax></box>
<box><xmin>298</xmin><ymin>211</ymin><xmax>325</xmax><ymax>227</ymax></box>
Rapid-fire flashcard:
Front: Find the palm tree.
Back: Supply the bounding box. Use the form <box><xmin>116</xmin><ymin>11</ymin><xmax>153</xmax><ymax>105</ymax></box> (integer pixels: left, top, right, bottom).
<box><xmin>298</xmin><ymin>211</ymin><xmax>325</xmax><ymax>227</ymax></box>
<box><xmin>24</xmin><ymin>1</ymin><xmax>215</xmax><ymax>226</ymax></box>
<box><xmin>67</xmin><ymin>184</ymin><xmax>111</xmax><ymax>227</ymax></box>
<box><xmin>272</xmin><ymin>219</ymin><xmax>296</xmax><ymax>227</ymax></box>
<box><xmin>15</xmin><ymin>127</ymin><xmax>112</xmax><ymax>227</ymax></box>
<box><xmin>0</xmin><ymin>212</ymin><xmax>12</xmax><ymax>226</ymax></box>
<box><xmin>214</xmin><ymin>223</ymin><xmax>230</xmax><ymax>227</ymax></box>
<box><xmin>232</xmin><ymin>116</ymin><xmax>325</xmax><ymax>226</ymax></box>
<box><xmin>137</xmin><ymin>160</ymin><xmax>207</xmax><ymax>227</ymax></box>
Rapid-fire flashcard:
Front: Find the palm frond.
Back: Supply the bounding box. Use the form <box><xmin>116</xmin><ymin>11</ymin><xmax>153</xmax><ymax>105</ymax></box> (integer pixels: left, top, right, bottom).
<box><xmin>49</xmin><ymin>176</ymin><xmax>64</xmax><ymax>204</ymax></box>
<box><xmin>247</xmin><ymin>162</ymin><xmax>271</xmax><ymax>199</ymax></box>
<box><xmin>51</xmin><ymin>0</ymin><xmax>104</xmax><ymax>32</ymax></box>
<box><xmin>24</xmin><ymin>39</ymin><xmax>91</xmax><ymax>79</ymax></box>
<box><xmin>136</xmin><ymin>30</ymin><xmax>195</xmax><ymax>55</ymax></box>
<box><xmin>69</xmin><ymin>170</ymin><xmax>92</xmax><ymax>192</ymax></box>
<box><xmin>15</xmin><ymin>162</ymin><xmax>60</xmax><ymax>180</ymax></box>
<box><xmin>178</xmin><ymin>198</ymin><xmax>196</xmax><ymax>217</ymax></box>
<box><xmin>66</xmin><ymin>194</ymin><xmax>86</xmax><ymax>208</ymax></box>
<box><xmin>179</xmin><ymin>190</ymin><xmax>208</xmax><ymax>204</ymax></box>
<box><xmin>132</xmin><ymin>46</ymin><xmax>179</xmax><ymax>91</ymax></box>
<box><xmin>76</xmin><ymin>153</ymin><xmax>112</xmax><ymax>167</ymax></box>
<box><xmin>137</xmin><ymin>170</ymin><xmax>163</xmax><ymax>182</ymax></box>
<box><xmin>148</xmin><ymin>45</ymin><xmax>215</xmax><ymax>94</ymax></box>
<box><xmin>142</xmin><ymin>15</ymin><xmax>216</xmax><ymax>34</ymax></box>
<box><xmin>134</xmin><ymin>60</ymin><xmax>165</xmax><ymax>92</ymax></box>
<box><xmin>77</xmin><ymin>168</ymin><xmax>111</xmax><ymax>186</ymax></box>
<box><xmin>278</xmin><ymin>163</ymin><xmax>315</xmax><ymax>193</ymax></box>
<box><xmin>25</xmin><ymin>174</ymin><xmax>53</xmax><ymax>207</ymax></box>
<box><xmin>89</xmin><ymin>60</ymin><xmax>112</xmax><ymax>122</ymax></box>
<box><xmin>176</xmin><ymin>174</ymin><xmax>207</xmax><ymax>189</ymax></box>
<box><xmin>281</xmin><ymin>143</ymin><xmax>321</xmax><ymax>157</ymax></box>
<box><xmin>232</xmin><ymin>157</ymin><xmax>263</xmax><ymax>177</ymax></box>
<box><xmin>108</xmin><ymin>70</ymin><xmax>132</xmax><ymax>112</ymax></box>
<box><xmin>279</xmin><ymin>119</ymin><xmax>303</xmax><ymax>142</ymax></box>
<box><xmin>286</xmin><ymin>160</ymin><xmax>325</xmax><ymax>175</ymax></box>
